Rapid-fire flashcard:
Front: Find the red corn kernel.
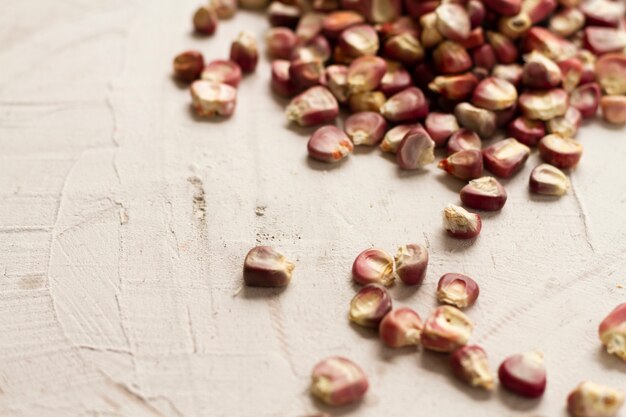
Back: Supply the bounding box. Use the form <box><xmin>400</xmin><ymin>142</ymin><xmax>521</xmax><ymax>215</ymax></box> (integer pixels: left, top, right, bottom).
<box><xmin>492</xmin><ymin>63</ymin><xmax>523</xmax><ymax>87</ymax></box>
<box><xmin>429</xmin><ymin>73</ymin><xmax>479</xmax><ymax>101</ymax></box>
<box><xmin>311</xmin><ymin>357</ymin><xmax>369</xmax><ymax>406</ymax></box>
<box><xmin>433</xmin><ymin>41</ymin><xmax>473</xmax><ymax>75</ymax></box>
<box><xmin>421</xmin><ymin>305</ymin><xmax>474</xmax><ymax>352</ymax></box>
<box><xmin>363</xmin><ymin>0</ymin><xmax>402</xmax><ymax>24</ymax></box>
<box><xmin>289</xmin><ymin>58</ymin><xmax>326</xmax><ymax>89</ymax></box>
<box><xmin>425</xmin><ymin>112</ymin><xmax>460</xmax><ymax>147</ymax></box>
<box><xmin>577</xmin><ymin>49</ymin><xmax>597</xmax><ymax>85</ymax></box>
<box><xmin>243</xmin><ymin>246</ymin><xmax>295</xmax><ymax>287</ymax></box>
<box><xmin>173</xmin><ymin>50</ymin><xmax>204</xmax><ymax>83</ymax></box>
<box><xmin>507</xmin><ymin>116</ymin><xmax>545</xmax><ymax>146</ymax></box>
<box><xmin>598</xmin><ymin>303</ymin><xmax>626</xmax><ymax>361</ymax></box>
<box><xmin>483</xmin><ymin>138</ymin><xmax>530</xmax><ymax>178</ymax></box>
<box><xmin>450</xmin><ymin>345</ymin><xmax>495</xmax><ymax>390</ymax></box>
<box><xmin>467</xmin><ymin>0</ymin><xmax>486</xmax><ymax>28</ymax></box>
<box><xmin>307</xmin><ymin>125</ymin><xmax>354</xmax><ymax>162</ymax></box>
<box><xmin>313</xmin><ymin>0</ymin><xmax>339</xmax><ymax>12</ymax></box>
<box><xmin>459</xmin><ymin>27</ymin><xmax>485</xmax><ymax>50</ymax></box>
<box><xmin>271</xmin><ymin>60</ymin><xmax>298</xmax><ymax>97</ymax></box>
<box><xmin>405</xmin><ymin>0</ymin><xmax>440</xmax><ymax>18</ymax></box>
<box><xmin>286</xmin><ymin>86</ymin><xmax>339</xmax><ymax>126</ymax></box>
<box><xmin>473</xmin><ymin>44</ymin><xmax>497</xmax><ymax>70</ymax></box>
<box><xmin>437</xmin><ymin>273</ymin><xmax>479</xmax><ymax>308</ymax></box>
<box><xmin>352</xmin><ymin>247</ymin><xmax>395</xmax><ymax>286</ymax></box>
<box><xmin>268</xmin><ymin>1</ymin><xmax>301</xmax><ymax>27</ymax></box>
<box><xmin>201</xmin><ymin>60</ymin><xmax>242</xmax><ymax>87</ymax></box>
<box><xmin>193</xmin><ymin>5</ymin><xmax>218</xmax><ymax>35</ymax></box>
<box><xmin>349</xmin><ymin>284</ymin><xmax>393</xmax><ymax>328</ymax></box>
<box><xmin>381</xmin><ymin>87</ymin><xmax>429</xmax><ymax>122</ymax></box>
<box><xmin>375</xmin><ymin>16</ymin><xmax>420</xmax><ymax>39</ymax></box>
<box><xmin>494</xmin><ymin>103</ymin><xmax>517</xmax><ymax>128</ymax></box>
<box><xmin>239</xmin><ymin>0</ymin><xmax>268</xmax><ymax>9</ymax></box>
<box><xmin>482</xmin><ymin>0</ymin><xmax>521</xmax><ymax>16</ymax></box>
<box><xmin>519</xmin><ymin>88</ymin><xmax>569</xmax><ymax>121</ymax></box>
<box><xmin>296</xmin><ymin>12</ymin><xmax>325</xmax><ymax>42</ymax></box>
<box><xmin>538</xmin><ymin>134</ymin><xmax>583</xmax><ymax>169</ymax></box>
<box><xmin>472</xmin><ymin>77</ymin><xmax>518</xmax><ymax>111</ymax></box>
<box><xmin>521</xmin><ymin>0</ymin><xmax>557</xmax><ymax>24</ymax></box>
<box><xmin>461</xmin><ymin>176</ymin><xmax>507</xmax><ymax>211</ymax></box>
<box><xmin>325</xmin><ymin>65</ymin><xmax>349</xmax><ymax>103</ymax></box>
<box><xmin>487</xmin><ymin>31</ymin><xmax>518</xmax><ymax>64</ymax></box>
<box><xmin>447</xmin><ymin>129</ymin><xmax>482</xmax><ymax>154</ymax></box>
<box><xmin>567</xmin><ymin>381</ymin><xmax>625</xmax><ymax>417</ymax></box>
<box><xmin>438</xmin><ymin>150</ymin><xmax>484</xmax><ymax>181</ymax></box>
<box><xmin>583</xmin><ymin>27</ymin><xmax>626</xmax><ymax>55</ymax></box>
<box><xmin>529</xmin><ymin>163</ymin><xmax>569</xmax><ymax>196</ymax></box>
<box><xmin>454</xmin><ymin>102</ymin><xmax>497</xmax><ymax>139</ymax></box>
<box><xmin>600</xmin><ymin>95</ymin><xmax>626</xmax><ymax>125</ymax></box>
<box><xmin>498</xmin><ymin>351</ymin><xmax>547</xmax><ymax>398</ymax></box>
<box><xmin>190</xmin><ymin>80</ymin><xmax>237</xmax><ymax>117</ymax></box>
<box><xmin>558</xmin><ymin>57</ymin><xmax>584</xmax><ymax>93</ymax></box>
<box><xmin>322</xmin><ymin>11</ymin><xmax>365</xmax><ymax>38</ymax></box>
<box><xmin>347</xmin><ymin>56</ymin><xmax>387</xmax><ymax>94</ymax></box>
<box><xmin>570</xmin><ymin>83</ymin><xmax>601</xmax><ymax>118</ymax></box>
<box><xmin>349</xmin><ymin>91</ymin><xmax>386</xmax><ymax>113</ymax></box>
<box><xmin>420</xmin><ymin>12</ymin><xmax>444</xmax><ymax>49</ymax></box>
<box><xmin>546</xmin><ymin>107</ymin><xmax>582</xmax><ymax>138</ymax></box>
<box><xmin>549</xmin><ymin>7</ymin><xmax>585</xmax><ymax>38</ymax></box>
<box><xmin>443</xmin><ymin>204</ymin><xmax>482</xmax><ymax>239</ymax></box>
<box><xmin>522</xmin><ymin>52</ymin><xmax>562</xmax><ymax>90</ymax></box>
<box><xmin>413</xmin><ymin>62</ymin><xmax>437</xmax><ymax>91</ymax></box>
<box><xmin>396</xmin><ymin>126</ymin><xmax>436</xmax><ymax>169</ymax></box>
<box><xmin>230</xmin><ymin>32</ymin><xmax>258</xmax><ymax>73</ymax></box>
<box><xmin>380</xmin><ymin>123</ymin><xmax>420</xmax><ymax>153</ymax></box>
<box><xmin>383</xmin><ymin>33</ymin><xmax>425</xmax><ymax>66</ymax></box>
<box><xmin>338</xmin><ymin>24</ymin><xmax>379</xmax><ymax>58</ymax></box>
<box><xmin>498</xmin><ymin>13</ymin><xmax>532</xmax><ymax>39</ymax></box>
<box><xmin>596</xmin><ymin>53</ymin><xmax>626</xmax><ymax>96</ymax></box>
<box><xmin>380</xmin><ymin>61</ymin><xmax>412</xmax><ymax>96</ymax></box>
<box><xmin>266</xmin><ymin>27</ymin><xmax>298</xmax><ymax>60</ymax></box>
<box><xmin>394</xmin><ymin>243</ymin><xmax>428</xmax><ymax>286</ymax></box>
<box><xmin>211</xmin><ymin>0</ymin><xmax>237</xmax><ymax>19</ymax></box>
<box><xmin>379</xmin><ymin>308</ymin><xmax>424</xmax><ymax>348</ymax></box>
<box><xmin>523</xmin><ymin>27</ymin><xmax>577</xmax><ymax>62</ymax></box>
<box><xmin>580</xmin><ymin>0</ymin><xmax>625</xmax><ymax>28</ymax></box>
<box><xmin>292</xmin><ymin>35</ymin><xmax>332</xmax><ymax>63</ymax></box>
<box><xmin>435</xmin><ymin>3</ymin><xmax>471</xmax><ymax>42</ymax></box>
<box><xmin>345</xmin><ymin>111</ymin><xmax>388</xmax><ymax>146</ymax></box>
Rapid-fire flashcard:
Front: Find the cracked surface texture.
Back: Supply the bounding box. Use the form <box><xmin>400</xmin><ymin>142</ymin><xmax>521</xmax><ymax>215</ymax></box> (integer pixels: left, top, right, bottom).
<box><xmin>0</xmin><ymin>1</ymin><xmax>625</xmax><ymax>416</ymax></box>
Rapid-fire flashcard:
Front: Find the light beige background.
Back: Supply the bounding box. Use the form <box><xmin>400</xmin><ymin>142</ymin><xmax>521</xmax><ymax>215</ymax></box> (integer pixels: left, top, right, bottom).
<box><xmin>0</xmin><ymin>1</ymin><xmax>625</xmax><ymax>416</ymax></box>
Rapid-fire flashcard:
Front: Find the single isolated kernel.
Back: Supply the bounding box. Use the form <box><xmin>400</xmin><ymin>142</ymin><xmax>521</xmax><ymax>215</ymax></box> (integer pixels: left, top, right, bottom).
<box><xmin>443</xmin><ymin>204</ymin><xmax>482</xmax><ymax>239</ymax></box>
<box><xmin>498</xmin><ymin>351</ymin><xmax>547</xmax><ymax>398</ymax></box>
<box><xmin>201</xmin><ymin>60</ymin><xmax>242</xmax><ymax>87</ymax></box>
<box><xmin>379</xmin><ymin>307</ymin><xmax>424</xmax><ymax>348</ymax></box>
<box><xmin>380</xmin><ymin>124</ymin><xmax>420</xmax><ymax>154</ymax></box>
<box><xmin>394</xmin><ymin>243</ymin><xmax>428</xmax><ymax>286</ymax></box>
<box><xmin>352</xmin><ymin>248</ymin><xmax>395</xmax><ymax>286</ymax></box>
<box><xmin>310</xmin><ymin>356</ymin><xmax>369</xmax><ymax>406</ymax></box>
<box><xmin>460</xmin><ymin>177</ymin><xmax>507</xmax><ymax>211</ymax></box>
<box><xmin>349</xmin><ymin>284</ymin><xmax>393</xmax><ymax>328</ymax></box>
<box><xmin>230</xmin><ymin>31</ymin><xmax>259</xmax><ymax>73</ymax></box>
<box><xmin>190</xmin><ymin>80</ymin><xmax>237</xmax><ymax>117</ymax></box>
<box><xmin>193</xmin><ymin>5</ymin><xmax>218</xmax><ymax>35</ymax></box>
<box><xmin>438</xmin><ymin>150</ymin><xmax>484</xmax><ymax>181</ymax></box>
<box><xmin>421</xmin><ymin>305</ymin><xmax>474</xmax><ymax>352</ymax></box>
<box><xmin>567</xmin><ymin>381</ymin><xmax>625</xmax><ymax>417</ymax></box>
<box><xmin>598</xmin><ymin>303</ymin><xmax>626</xmax><ymax>361</ymax></box>
<box><xmin>538</xmin><ymin>134</ymin><xmax>583</xmax><ymax>169</ymax></box>
<box><xmin>529</xmin><ymin>164</ymin><xmax>570</xmax><ymax>196</ymax></box>
<box><xmin>437</xmin><ymin>273</ymin><xmax>479</xmax><ymax>308</ymax></box>
<box><xmin>450</xmin><ymin>345</ymin><xmax>495</xmax><ymax>390</ymax></box>
<box><xmin>447</xmin><ymin>129</ymin><xmax>482</xmax><ymax>154</ymax></box>
<box><xmin>344</xmin><ymin>112</ymin><xmax>388</xmax><ymax>146</ymax></box>
<box><xmin>173</xmin><ymin>50</ymin><xmax>205</xmax><ymax>83</ymax></box>
<box><xmin>396</xmin><ymin>126</ymin><xmax>436</xmax><ymax>170</ymax></box>
<box><xmin>286</xmin><ymin>86</ymin><xmax>339</xmax><ymax>126</ymax></box>
<box><xmin>483</xmin><ymin>138</ymin><xmax>530</xmax><ymax>178</ymax></box>
<box><xmin>307</xmin><ymin>125</ymin><xmax>353</xmax><ymax>163</ymax></box>
<box><xmin>243</xmin><ymin>246</ymin><xmax>295</xmax><ymax>287</ymax></box>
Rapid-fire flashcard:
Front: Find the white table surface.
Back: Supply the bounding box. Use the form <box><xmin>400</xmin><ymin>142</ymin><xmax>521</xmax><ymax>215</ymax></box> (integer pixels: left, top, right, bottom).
<box><xmin>1</xmin><ymin>1</ymin><xmax>625</xmax><ymax>416</ymax></box>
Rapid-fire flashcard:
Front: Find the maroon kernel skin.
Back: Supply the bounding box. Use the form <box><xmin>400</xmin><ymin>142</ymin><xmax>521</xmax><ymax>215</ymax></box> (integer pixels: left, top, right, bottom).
<box><xmin>447</xmin><ymin>129</ymin><xmax>482</xmax><ymax>155</ymax></box>
<box><xmin>289</xmin><ymin>59</ymin><xmax>326</xmax><ymax>89</ymax></box>
<box><xmin>438</xmin><ymin>150</ymin><xmax>484</xmax><ymax>181</ymax></box>
<box><xmin>201</xmin><ymin>60</ymin><xmax>242</xmax><ymax>88</ymax></box>
<box><xmin>173</xmin><ymin>50</ymin><xmax>205</xmax><ymax>83</ymax></box>
<box><xmin>349</xmin><ymin>284</ymin><xmax>393</xmax><ymax>328</ymax></box>
<box><xmin>482</xmin><ymin>0</ymin><xmax>521</xmax><ymax>16</ymax></box>
<box><xmin>482</xmin><ymin>139</ymin><xmax>530</xmax><ymax>178</ymax></box>
<box><xmin>538</xmin><ymin>136</ymin><xmax>582</xmax><ymax>169</ymax></box>
<box><xmin>380</xmin><ymin>64</ymin><xmax>413</xmax><ymax>96</ymax></box>
<box><xmin>322</xmin><ymin>11</ymin><xmax>365</xmax><ymax>38</ymax></box>
<box><xmin>446</xmin><ymin>216</ymin><xmax>481</xmax><ymax>239</ymax></box>
<box><xmin>243</xmin><ymin>246</ymin><xmax>294</xmax><ymax>287</ymax></box>
<box><xmin>271</xmin><ymin>60</ymin><xmax>299</xmax><ymax>97</ymax></box>
<box><xmin>287</xmin><ymin>86</ymin><xmax>340</xmax><ymax>126</ymax></box>
<box><xmin>307</xmin><ymin>125</ymin><xmax>354</xmax><ymax>163</ymax></box>
<box><xmin>437</xmin><ymin>273</ymin><xmax>480</xmax><ymax>308</ymax></box>
<box><xmin>381</xmin><ymin>87</ymin><xmax>429</xmax><ymax>122</ymax></box>
<box><xmin>507</xmin><ymin>117</ymin><xmax>545</xmax><ymax>147</ymax></box>
<box><xmin>498</xmin><ymin>353</ymin><xmax>547</xmax><ymax>398</ymax></box>
<box><xmin>450</xmin><ymin>345</ymin><xmax>494</xmax><ymax>389</ymax></box>
<box><xmin>311</xmin><ymin>356</ymin><xmax>369</xmax><ymax>406</ymax></box>
<box><xmin>395</xmin><ymin>243</ymin><xmax>429</xmax><ymax>286</ymax></box>
<box><xmin>193</xmin><ymin>6</ymin><xmax>218</xmax><ymax>35</ymax></box>
<box><xmin>230</xmin><ymin>33</ymin><xmax>258</xmax><ymax>73</ymax></box>
<box><xmin>460</xmin><ymin>177</ymin><xmax>507</xmax><ymax>211</ymax></box>
<box><xmin>570</xmin><ymin>83</ymin><xmax>601</xmax><ymax>119</ymax></box>
<box><xmin>379</xmin><ymin>307</ymin><xmax>423</xmax><ymax>348</ymax></box>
